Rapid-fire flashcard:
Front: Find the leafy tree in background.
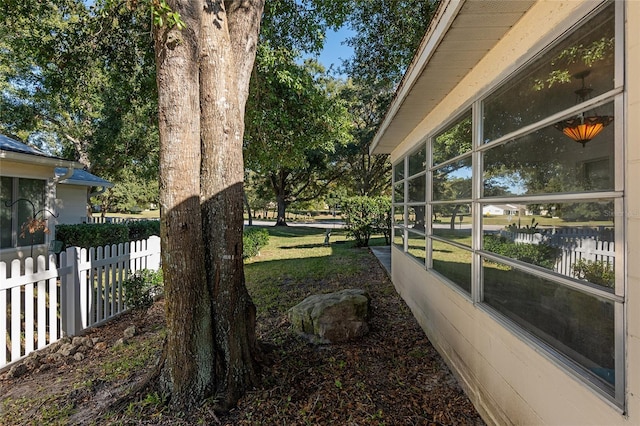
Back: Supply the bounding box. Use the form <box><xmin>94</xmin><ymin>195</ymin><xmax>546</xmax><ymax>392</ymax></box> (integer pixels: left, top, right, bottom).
<box><xmin>336</xmin><ymin>0</ymin><xmax>439</xmax><ymax>198</ymax></box>
<box><xmin>0</xmin><ymin>0</ymin><xmax>159</xmax><ymax>212</ymax></box>
<box><xmin>244</xmin><ymin>48</ymin><xmax>352</xmax><ymax>226</ymax></box>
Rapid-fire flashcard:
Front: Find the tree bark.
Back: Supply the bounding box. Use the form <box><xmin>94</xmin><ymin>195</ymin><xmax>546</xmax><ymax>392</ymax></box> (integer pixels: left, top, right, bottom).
<box><xmin>199</xmin><ymin>0</ymin><xmax>263</xmax><ymax>412</ymax></box>
<box><xmin>270</xmin><ymin>171</ymin><xmax>289</xmax><ymax>226</ymax></box>
<box><xmin>153</xmin><ymin>0</ymin><xmax>213</xmax><ymax>408</ymax></box>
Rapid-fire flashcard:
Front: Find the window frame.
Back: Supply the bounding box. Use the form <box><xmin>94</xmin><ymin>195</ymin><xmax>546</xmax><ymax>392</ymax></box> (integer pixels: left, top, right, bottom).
<box><xmin>393</xmin><ymin>0</ymin><xmax>625</xmax><ymax>407</ymax></box>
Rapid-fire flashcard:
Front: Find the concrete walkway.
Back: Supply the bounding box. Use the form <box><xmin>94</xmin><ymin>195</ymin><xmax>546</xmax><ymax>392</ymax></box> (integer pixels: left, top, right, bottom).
<box><xmin>370</xmin><ymin>246</ymin><xmax>391</xmax><ymax>277</ymax></box>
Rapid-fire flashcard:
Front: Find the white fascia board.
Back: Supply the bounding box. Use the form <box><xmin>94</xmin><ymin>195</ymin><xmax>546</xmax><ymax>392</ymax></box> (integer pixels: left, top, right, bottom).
<box><xmin>370</xmin><ymin>0</ymin><xmax>465</xmax><ymax>155</ymax></box>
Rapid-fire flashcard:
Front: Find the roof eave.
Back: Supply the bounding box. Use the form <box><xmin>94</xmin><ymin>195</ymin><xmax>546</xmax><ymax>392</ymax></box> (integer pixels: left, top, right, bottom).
<box><xmin>0</xmin><ymin>150</ymin><xmax>83</xmax><ymax>169</ymax></box>
<box><xmin>370</xmin><ymin>0</ymin><xmax>464</xmax><ymax>155</ymax></box>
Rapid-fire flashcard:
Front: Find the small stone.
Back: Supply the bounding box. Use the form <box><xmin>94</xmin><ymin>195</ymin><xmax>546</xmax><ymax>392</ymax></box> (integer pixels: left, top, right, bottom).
<box><xmin>58</xmin><ymin>343</ymin><xmax>77</xmax><ymax>357</ymax></box>
<box><xmin>123</xmin><ymin>326</ymin><xmax>136</xmax><ymax>339</ymax></box>
<box><xmin>23</xmin><ymin>356</ymin><xmax>40</xmax><ymax>371</ymax></box>
<box><xmin>8</xmin><ymin>363</ymin><xmax>28</xmax><ymax>379</ymax></box>
<box><xmin>94</xmin><ymin>341</ymin><xmax>108</xmax><ymax>351</ymax></box>
<box><xmin>72</xmin><ymin>336</ymin><xmax>84</xmax><ymax>346</ymax></box>
<box><xmin>114</xmin><ymin>338</ymin><xmax>127</xmax><ymax>347</ymax></box>
<box><xmin>81</xmin><ymin>336</ymin><xmax>94</xmax><ymax>348</ymax></box>
<box><xmin>73</xmin><ymin>352</ymin><xmax>85</xmax><ymax>361</ymax></box>
<box><xmin>46</xmin><ymin>352</ymin><xmax>64</xmax><ymax>363</ymax></box>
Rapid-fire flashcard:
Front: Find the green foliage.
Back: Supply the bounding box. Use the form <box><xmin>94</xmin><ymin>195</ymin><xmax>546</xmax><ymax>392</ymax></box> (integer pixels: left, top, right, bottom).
<box><xmin>341</xmin><ymin>196</ymin><xmax>391</xmax><ymax>247</ymax></box>
<box><xmin>55</xmin><ymin>221</ymin><xmax>159</xmax><ymax>248</ymax></box>
<box><xmin>151</xmin><ymin>0</ymin><xmax>186</xmax><ymax>29</ymax></box>
<box><xmin>505</xmin><ymin>217</ymin><xmax>539</xmax><ymax>234</ymax></box>
<box><xmin>244</xmin><ymin>47</ymin><xmax>353</xmax><ymax>223</ymax></box>
<box><xmin>483</xmin><ymin>234</ymin><xmax>560</xmax><ymax>270</ymax></box>
<box><xmin>55</xmin><ymin>223</ymin><xmax>129</xmax><ymax>249</ymax></box>
<box><xmin>243</xmin><ymin>227</ymin><xmax>270</xmax><ymax>259</ymax></box>
<box><xmin>122</xmin><ymin>269</ymin><xmax>163</xmax><ymax>310</ymax></box>
<box><xmin>572</xmin><ymin>259</ymin><xmax>615</xmax><ymax>288</ymax></box>
<box><xmin>126</xmin><ymin>220</ymin><xmax>160</xmax><ymax>240</ymax></box>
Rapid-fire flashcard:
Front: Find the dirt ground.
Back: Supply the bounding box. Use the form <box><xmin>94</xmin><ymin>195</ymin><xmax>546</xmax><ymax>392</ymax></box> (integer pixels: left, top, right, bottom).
<box><xmin>0</xmin><ymin>252</ymin><xmax>485</xmax><ymax>425</ymax></box>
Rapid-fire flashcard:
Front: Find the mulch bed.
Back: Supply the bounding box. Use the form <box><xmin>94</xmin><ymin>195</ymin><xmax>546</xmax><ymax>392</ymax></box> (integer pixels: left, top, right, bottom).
<box><xmin>1</xmin><ymin>249</ymin><xmax>485</xmax><ymax>425</ymax></box>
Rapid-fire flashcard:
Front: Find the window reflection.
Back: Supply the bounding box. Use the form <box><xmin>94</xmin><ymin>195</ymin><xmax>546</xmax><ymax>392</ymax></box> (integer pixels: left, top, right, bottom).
<box><xmin>433</xmin><ymin>156</ymin><xmax>472</xmax><ymax>201</ymax></box>
<box><xmin>432</xmin><ymin>204</ymin><xmax>471</xmax><ymax>246</ymax></box>
<box><xmin>483</xmin><ymin>4</ymin><xmax>615</xmax><ymax>142</ymax></box>
<box><xmin>482</xmin><ymin>201</ymin><xmax>615</xmax><ymax>288</ymax></box>
<box><xmin>394</xmin><ymin>162</ymin><xmax>405</xmax><ymax>181</ymax></box>
<box><xmin>483</xmin><ymin>258</ymin><xmax>615</xmax><ymax>391</ymax></box>
<box><xmin>484</xmin><ymin>103</ymin><xmax>614</xmax><ymax>197</ymax></box>
<box><xmin>408</xmin><ymin>144</ymin><xmax>427</xmax><ymax>177</ymax></box>
<box><xmin>433</xmin><ymin>112</ymin><xmax>472</xmax><ymax>166</ymax></box>
<box><xmin>407</xmin><ymin>230</ymin><xmax>425</xmax><ymax>264</ymax></box>
<box><xmin>408</xmin><ymin>175</ymin><xmax>426</xmax><ymax>203</ymax></box>
<box><xmin>431</xmin><ymin>240</ymin><xmax>472</xmax><ymax>293</ymax></box>
<box><xmin>408</xmin><ymin>206</ymin><xmax>426</xmax><ymax>232</ymax></box>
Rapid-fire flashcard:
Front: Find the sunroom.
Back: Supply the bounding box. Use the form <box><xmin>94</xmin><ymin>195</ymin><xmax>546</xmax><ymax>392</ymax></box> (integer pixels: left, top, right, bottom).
<box><xmin>372</xmin><ymin>1</ymin><xmax>639</xmax><ymax>424</ymax></box>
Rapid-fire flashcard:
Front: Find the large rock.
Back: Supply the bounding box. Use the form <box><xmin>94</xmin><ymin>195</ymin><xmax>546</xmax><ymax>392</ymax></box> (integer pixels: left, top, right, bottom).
<box><xmin>288</xmin><ymin>289</ymin><xmax>371</xmax><ymax>343</ymax></box>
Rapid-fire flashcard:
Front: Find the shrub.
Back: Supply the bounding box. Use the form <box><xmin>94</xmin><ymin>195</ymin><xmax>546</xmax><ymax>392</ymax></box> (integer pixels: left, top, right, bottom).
<box><xmin>243</xmin><ymin>227</ymin><xmax>270</xmax><ymax>259</ymax></box>
<box><xmin>55</xmin><ymin>223</ymin><xmax>129</xmax><ymax>249</ymax></box>
<box><xmin>572</xmin><ymin>259</ymin><xmax>614</xmax><ymax>288</ymax></box>
<box><xmin>341</xmin><ymin>196</ymin><xmax>391</xmax><ymax>247</ymax></box>
<box><xmin>126</xmin><ymin>220</ymin><xmax>160</xmax><ymax>241</ymax></box>
<box><xmin>122</xmin><ymin>269</ymin><xmax>163</xmax><ymax>310</ymax></box>
<box><xmin>55</xmin><ymin>221</ymin><xmax>160</xmax><ymax>249</ymax></box>
<box><xmin>483</xmin><ymin>234</ymin><xmax>559</xmax><ymax>270</ymax></box>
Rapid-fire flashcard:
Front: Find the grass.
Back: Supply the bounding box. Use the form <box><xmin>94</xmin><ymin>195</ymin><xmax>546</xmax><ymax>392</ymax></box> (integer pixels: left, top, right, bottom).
<box><xmin>244</xmin><ymin>226</ymin><xmax>386</xmax><ymax>313</ymax></box>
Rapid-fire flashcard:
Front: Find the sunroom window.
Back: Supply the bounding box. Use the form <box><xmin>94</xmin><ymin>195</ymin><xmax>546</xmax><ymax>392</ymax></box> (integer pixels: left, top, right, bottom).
<box><xmin>393</xmin><ymin>1</ymin><xmax>623</xmax><ymax>405</ymax></box>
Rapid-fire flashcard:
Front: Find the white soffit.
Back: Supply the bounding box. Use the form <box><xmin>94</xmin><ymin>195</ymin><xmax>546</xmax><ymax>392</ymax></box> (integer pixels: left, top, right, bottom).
<box><xmin>371</xmin><ymin>0</ymin><xmax>536</xmax><ymax>155</ymax></box>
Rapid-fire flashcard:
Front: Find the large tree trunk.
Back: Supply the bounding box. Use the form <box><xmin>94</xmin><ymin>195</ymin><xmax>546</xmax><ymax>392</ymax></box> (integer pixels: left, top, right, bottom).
<box><xmin>270</xmin><ymin>170</ymin><xmax>289</xmax><ymax>226</ymax></box>
<box><xmin>199</xmin><ymin>0</ymin><xmax>263</xmax><ymax>412</ymax></box>
<box><xmin>153</xmin><ymin>1</ymin><xmax>213</xmax><ymax>408</ymax></box>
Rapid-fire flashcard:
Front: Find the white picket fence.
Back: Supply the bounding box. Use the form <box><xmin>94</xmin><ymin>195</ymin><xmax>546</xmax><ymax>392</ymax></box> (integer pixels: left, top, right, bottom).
<box><xmin>83</xmin><ymin>216</ymin><xmax>159</xmax><ymax>224</ymax></box>
<box><xmin>499</xmin><ymin>230</ymin><xmax>615</xmax><ymax>278</ymax></box>
<box><xmin>0</xmin><ymin>236</ymin><xmax>161</xmax><ymax>370</ymax></box>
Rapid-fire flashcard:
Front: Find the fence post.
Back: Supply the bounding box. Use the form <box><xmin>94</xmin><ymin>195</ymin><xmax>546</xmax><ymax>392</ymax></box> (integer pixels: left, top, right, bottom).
<box><xmin>61</xmin><ymin>247</ymin><xmax>83</xmax><ymax>336</ymax></box>
<box><xmin>148</xmin><ymin>235</ymin><xmax>161</xmax><ymax>271</ymax></box>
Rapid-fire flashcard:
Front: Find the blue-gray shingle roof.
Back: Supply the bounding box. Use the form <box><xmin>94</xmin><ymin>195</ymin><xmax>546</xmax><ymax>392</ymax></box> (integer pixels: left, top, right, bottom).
<box><xmin>55</xmin><ymin>167</ymin><xmax>113</xmax><ymax>188</ymax></box>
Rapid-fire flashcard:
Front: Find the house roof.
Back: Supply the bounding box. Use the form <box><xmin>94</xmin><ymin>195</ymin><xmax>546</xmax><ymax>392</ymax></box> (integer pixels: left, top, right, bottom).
<box><xmin>55</xmin><ymin>167</ymin><xmax>113</xmax><ymax>188</ymax></box>
<box><xmin>0</xmin><ymin>134</ymin><xmax>110</xmax><ymax>187</ymax></box>
<box><xmin>371</xmin><ymin>0</ymin><xmax>535</xmax><ymax>155</ymax></box>
<box><xmin>0</xmin><ymin>133</ymin><xmax>83</xmax><ymax>168</ymax></box>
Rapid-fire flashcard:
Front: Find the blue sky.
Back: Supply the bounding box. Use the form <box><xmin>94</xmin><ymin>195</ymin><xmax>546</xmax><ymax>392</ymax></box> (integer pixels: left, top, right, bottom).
<box><xmin>312</xmin><ymin>27</ymin><xmax>355</xmax><ymax>77</ymax></box>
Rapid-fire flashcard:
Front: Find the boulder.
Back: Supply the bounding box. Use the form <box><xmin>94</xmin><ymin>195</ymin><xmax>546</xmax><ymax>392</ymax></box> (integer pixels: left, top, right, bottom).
<box><xmin>288</xmin><ymin>289</ymin><xmax>371</xmax><ymax>343</ymax></box>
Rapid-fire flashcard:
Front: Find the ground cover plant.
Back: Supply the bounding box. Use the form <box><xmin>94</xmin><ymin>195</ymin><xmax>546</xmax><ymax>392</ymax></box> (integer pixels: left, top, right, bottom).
<box><xmin>0</xmin><ymin>226</ymin><xmax>483</xmax><ymax>425</ymax></box>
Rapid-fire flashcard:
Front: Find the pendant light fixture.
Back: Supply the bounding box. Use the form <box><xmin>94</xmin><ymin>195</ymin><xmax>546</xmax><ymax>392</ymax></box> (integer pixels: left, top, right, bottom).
<box><xmin>554</xmin><ymin>70</ymin><xmax>613</xmax><ymax>147</ymax></box>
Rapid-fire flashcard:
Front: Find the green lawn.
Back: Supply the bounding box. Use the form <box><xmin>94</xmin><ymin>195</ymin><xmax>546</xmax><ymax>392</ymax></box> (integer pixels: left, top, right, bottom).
<box><xmin>244</xmin><ymin>226</ymin><xmax>387</xmax><ymax>313</ymax></box>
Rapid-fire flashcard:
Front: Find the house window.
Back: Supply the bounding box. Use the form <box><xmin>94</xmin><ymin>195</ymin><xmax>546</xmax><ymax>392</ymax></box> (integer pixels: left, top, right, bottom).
<box><xmin>393</xmin><ymin>1</ymin><xmax>623</xmax><ymax>405</ymax></box>
<box><xmin>430</xmin><ymin>111</ymin><xmax>472</xmax><ymax>294</ymax></box>
<box><xmin>392</xmin><ymin>144</ymin><xmax>426</xmax><ymax>265</ymax></box>
<box><xmin>0</xmin><ymin>177</ymin><xmax>47</xmax><ymax>249</ymax></box>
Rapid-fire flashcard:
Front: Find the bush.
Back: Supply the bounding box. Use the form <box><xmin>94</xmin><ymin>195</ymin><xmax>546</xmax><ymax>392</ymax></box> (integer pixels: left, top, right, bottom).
<box><xmin>243</xmin><ymin>227</ymin><xmax>270</xmax><ymax>259</ymax></box>
<box><xmin>483</xmin><ymin>234</ymin><xmax>559</xmax><ymax>270</ymax></box>
<box><xmin>123</xmin><ymin>269</ymin><xmax>163</xmax><ymax>310</ymax></box>
<box><xmin>126</xmin><ymin>220</ymin><xmax>160</xmax><ymax>241</ymax></box>
<box><xmin>341</xmin><ymin>196</ymin><xmax>391</xmax><ymax>247</ymax></box>
<box><xmin>55</xmin><ymin>221</ymin><xmax>160</xmax><ymax>249</ymax></box>
<box><xmin>572</xmin><ymin>259</ymin><xmax>614</xmax><ymax>288</ymax></box>
<box><xmin>55</xmin><ymin>223</ymin><xmax>130</xmax><ymax>249</ymax></box>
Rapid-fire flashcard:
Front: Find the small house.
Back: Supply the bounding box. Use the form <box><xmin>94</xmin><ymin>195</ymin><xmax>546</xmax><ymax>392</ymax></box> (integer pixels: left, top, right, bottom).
<box><xmin>0</xmin><ymin>134</ymin><xmax>112</xmax><ymax>262</ymax></box>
